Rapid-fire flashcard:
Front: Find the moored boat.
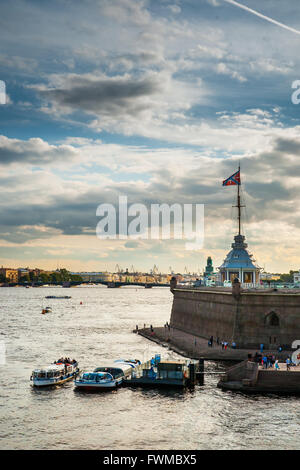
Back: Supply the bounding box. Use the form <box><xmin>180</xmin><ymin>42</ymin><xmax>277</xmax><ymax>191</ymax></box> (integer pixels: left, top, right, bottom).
<box><xmin>75</xmin><ymin>371</ymin><xmax>117</xmax><ymax>390</ymax></box>
<box><xmin>31</xmin><ymin>359</ymin><xmax>79</xmax><ymax>387</ymax></box>
<box><xmin>75</xmin><ymin>359</ymin><xmax>141</xmax><ymax>391</ymax></box>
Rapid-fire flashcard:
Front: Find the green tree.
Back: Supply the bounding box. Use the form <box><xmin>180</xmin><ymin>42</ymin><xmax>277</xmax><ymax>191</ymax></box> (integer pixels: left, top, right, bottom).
<box><xmin>279</xmin><ymin>270</ymin><xmax>297</xmax><ymax>283</ymax></box>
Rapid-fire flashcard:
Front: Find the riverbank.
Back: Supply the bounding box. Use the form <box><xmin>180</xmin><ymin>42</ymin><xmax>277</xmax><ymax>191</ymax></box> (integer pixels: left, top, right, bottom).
<box><xmin>135</xmin><ymin>326</ymin><xmax>290</xmax><ymax>362</ymax></box>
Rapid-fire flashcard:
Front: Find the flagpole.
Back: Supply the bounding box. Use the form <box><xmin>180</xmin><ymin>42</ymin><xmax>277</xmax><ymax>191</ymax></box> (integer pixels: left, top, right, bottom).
<box><xmin>237</xmin><ymin>164</ymin><xmax>241</xmax><ymax>235</ymax></box>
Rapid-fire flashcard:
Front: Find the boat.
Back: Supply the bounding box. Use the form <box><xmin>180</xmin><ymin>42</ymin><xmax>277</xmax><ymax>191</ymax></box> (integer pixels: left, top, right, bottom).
<box><xmin>30</xmin><ymin>360</ymin><xmax>79</xmax><ymax>387</ymax></box>
<box><xmin>75</xmin><ymin>359</ymin><xmax>141</xmax><ymax>391</ymax></box>
<box><xmin>41</xmin><ymin>306</ymin><xmax>52</xmax><ymax>314</ymax></box>
<box><xmin>45</xmin><ymin>295</ymin><xmax>71</xmax><ymax>299</ymax></box>
<box><xmin>75</xmin><ymin>371</ymin><xmax>118</xmax><ymax>390</ymax></box>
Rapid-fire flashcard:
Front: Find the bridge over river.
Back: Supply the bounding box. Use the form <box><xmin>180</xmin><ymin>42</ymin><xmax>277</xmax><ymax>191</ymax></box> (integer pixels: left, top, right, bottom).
<box><xmin>97</xmin><ymin>280</ymin><xmax>170</xmax><ymax>288</ymax></box>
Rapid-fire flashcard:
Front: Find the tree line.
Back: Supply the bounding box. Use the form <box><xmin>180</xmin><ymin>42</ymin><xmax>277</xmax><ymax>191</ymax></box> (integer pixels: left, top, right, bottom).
<box><xmin>1</xmin><ymin>268</ymin><xmax>83</xmax><ymax>285</ymax></box>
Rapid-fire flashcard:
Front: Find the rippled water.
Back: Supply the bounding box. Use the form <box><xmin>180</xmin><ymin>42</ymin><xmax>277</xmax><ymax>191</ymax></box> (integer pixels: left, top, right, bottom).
<box><xmin>0</xmin><ymin>286</ymin><xmax>299</xmax><ymax>450</ymax></box>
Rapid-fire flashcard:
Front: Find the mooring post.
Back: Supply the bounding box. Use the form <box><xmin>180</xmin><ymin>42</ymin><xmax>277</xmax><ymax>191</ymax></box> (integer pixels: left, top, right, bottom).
<box><xmin>198</xmin><ymin>358</ymin><xmax>204</xmax><ymax>385</ymax></box>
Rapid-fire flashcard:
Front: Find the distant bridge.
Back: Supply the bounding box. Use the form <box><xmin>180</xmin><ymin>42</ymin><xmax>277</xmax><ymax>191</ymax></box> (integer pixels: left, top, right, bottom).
<box><xmin>96</xmin><ymin>281</ymin><xmax>170</xmax><ymax>288</ymax></box>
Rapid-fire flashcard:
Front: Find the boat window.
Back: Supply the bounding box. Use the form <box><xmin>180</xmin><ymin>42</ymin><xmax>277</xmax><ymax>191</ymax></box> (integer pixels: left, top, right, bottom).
<box><xmin>168</xmin><ymin>371</ymin><xmax>183</xmax><ymax>379</ymax></box>
<box><xmin>83</xmin><ymin>373</ymin><xmax>97</xmax><ymax>381</ymax></box>
<box><xmin>158</xmin><ymin>370</ymin><xmax>168</xmax><ymax>379</ymax></box>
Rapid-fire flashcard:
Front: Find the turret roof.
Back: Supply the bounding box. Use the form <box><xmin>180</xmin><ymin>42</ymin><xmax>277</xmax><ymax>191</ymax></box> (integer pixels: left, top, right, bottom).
<box><xmin>219</xmin><ymin>234</ymin><xmax>259</xmax><ymax>270</ymax></box>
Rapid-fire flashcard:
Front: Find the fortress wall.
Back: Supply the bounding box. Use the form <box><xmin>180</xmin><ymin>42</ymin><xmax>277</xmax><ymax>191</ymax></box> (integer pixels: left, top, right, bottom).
<box><xmin>170</xmin><ymin>289</ymin><xmax>236</xmax><ymax>341</ymax></box>
<box><xmin>236</xmin><ymin>293</ymin><xmax>300</xmax><ymax>348</ymax></box>
<box><xmin>170</xmin><ymin>288</ymin><xmax>300</xmax><ymax>349</ymax></box>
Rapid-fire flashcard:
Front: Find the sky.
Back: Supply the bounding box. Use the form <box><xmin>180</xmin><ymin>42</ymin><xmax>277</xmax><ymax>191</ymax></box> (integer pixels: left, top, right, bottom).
<box><xmin>0</xmin><ymin>0</ymin><xmax>300</xmax><ymax>274</ymax></box>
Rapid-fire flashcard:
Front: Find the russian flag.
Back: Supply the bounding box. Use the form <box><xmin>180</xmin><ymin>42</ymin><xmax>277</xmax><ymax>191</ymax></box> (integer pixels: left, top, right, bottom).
<box><xmin>222</xmin><ymin>169</ymin><xmax>241</xmax><ymax>186</ymax></box>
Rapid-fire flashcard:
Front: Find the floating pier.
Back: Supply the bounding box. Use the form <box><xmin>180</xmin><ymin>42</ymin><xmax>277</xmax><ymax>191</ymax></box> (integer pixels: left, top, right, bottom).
<box><xmin>123</xmin><ymin>355</ymin><xmax>200</xmax><ymax>388</ymax></box>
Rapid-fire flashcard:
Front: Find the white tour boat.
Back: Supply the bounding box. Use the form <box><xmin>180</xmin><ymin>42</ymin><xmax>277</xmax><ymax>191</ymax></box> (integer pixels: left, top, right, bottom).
<box><xmin>31</xmin><ymin>360</ymin><xmax>79</xmax><ymax>387</ymax></box>
<box><xmin>75</xmin><ymin>359</ymin><xmax>141</xmax><ymax>391</ymax></box>
<box><xmin>75</xmin><ymin>371</ymin><xmax>117</xmax><ymax>390</ymax></box>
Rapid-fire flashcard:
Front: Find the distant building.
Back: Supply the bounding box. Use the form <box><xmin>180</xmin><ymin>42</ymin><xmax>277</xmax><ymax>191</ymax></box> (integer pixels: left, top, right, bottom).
<box><xmin>294</xmin><ymin>271</ymin><xmax>300</xmax><ymax>284</ymax></box>
<box><xmin>0</xmin><ymin>268</ymin><xmax>19</xmax><ymax>283</ymax></box>
<box><xmin>260</xmin><ymin>272</ymin><xmax>281</xmax><ymax>282</ymax></box>
<box><xmin>204</xmin><ymin>256</ymin><xmax>214</xmax><ymax>278</ymax></box>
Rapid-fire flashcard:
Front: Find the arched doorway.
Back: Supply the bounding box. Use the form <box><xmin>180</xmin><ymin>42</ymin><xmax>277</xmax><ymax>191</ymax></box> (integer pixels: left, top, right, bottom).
<box><xmin>264</xmin><ymin>311</ymin><xmax>280</xmax><ymax>347</ymax></box>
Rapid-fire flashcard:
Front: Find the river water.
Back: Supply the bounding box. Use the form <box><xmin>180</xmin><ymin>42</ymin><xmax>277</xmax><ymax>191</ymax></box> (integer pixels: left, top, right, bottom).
<box><xmin>0</xmin><ymin>286</ymin><xmax>299</xmax><ymax>450</ymax></box>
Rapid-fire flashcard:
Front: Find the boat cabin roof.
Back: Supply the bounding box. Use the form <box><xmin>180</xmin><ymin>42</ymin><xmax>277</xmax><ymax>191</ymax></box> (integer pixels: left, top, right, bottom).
<box><xmin>114</xmin><ymin>359</ymin><xmax>140</xmax><ymax>368</ymax></box>
<box><xmin>33</xmin><ymin>363</ymin><xmax>65</xmax><ymax>373</ymax></box>
<box><xmin>94</xmin><ymin>363</ymin><xmax>134</xmax><ymax>374</ymax></box>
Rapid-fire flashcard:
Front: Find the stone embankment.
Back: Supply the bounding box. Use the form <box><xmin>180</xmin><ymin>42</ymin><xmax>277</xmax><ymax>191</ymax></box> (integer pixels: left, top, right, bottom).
<box><xmin>135</xmin><ymin>326</ymin><xmax>289</xmax><ymax>362</ymax></box>
<box><xmin>218</xmin><ymin>359</ymin><xmax>300</xmax><ymax>393</ymax></box>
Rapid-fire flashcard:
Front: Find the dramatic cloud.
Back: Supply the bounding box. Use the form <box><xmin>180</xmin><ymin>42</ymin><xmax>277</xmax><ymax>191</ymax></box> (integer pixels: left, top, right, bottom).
<box><xmin>39</xmin><ymin>75</ymin><xmax>161</xmax><ymax>116</ymax></box>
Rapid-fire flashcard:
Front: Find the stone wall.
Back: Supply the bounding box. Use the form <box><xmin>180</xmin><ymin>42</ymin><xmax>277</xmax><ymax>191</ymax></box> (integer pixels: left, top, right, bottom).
<box><xmin>170</xmin><ymin>287</ymin><xmax>300</xmax><ymax>349</ymax></box>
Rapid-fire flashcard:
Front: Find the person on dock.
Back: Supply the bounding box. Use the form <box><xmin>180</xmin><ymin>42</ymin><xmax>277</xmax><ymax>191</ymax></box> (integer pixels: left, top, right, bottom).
<box><xmin>262</xmin><ymin>355</ymin><xmax>268</xmax><ymax>369</ymax></box>
<box><xmin>286</xmin><ymin>357</ymin><xmax>291</xmax><ymax>371</ymax></box>
<box><xmin>275</xmin><ymin>360</ymin><xmax>280</xmax><ymax>370</ymax></box>
<box><xmin>267</xmin><ymin>355</ymin><xmax>273</xmax><ymax>368</ymax></box>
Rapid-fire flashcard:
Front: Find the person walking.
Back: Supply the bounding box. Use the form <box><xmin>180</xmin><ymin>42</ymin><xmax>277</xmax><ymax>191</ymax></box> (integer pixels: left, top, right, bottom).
<box><xmin>263</xmin><ymin>355</ymin><xmax>268</xmax><ymax>369</ymax></box>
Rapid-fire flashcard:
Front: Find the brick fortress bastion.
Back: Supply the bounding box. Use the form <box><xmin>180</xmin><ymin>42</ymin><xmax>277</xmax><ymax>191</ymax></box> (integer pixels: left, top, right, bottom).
<box><xmin>170</xmin><ymin>278</ymin><xmax>300</xmax><ymax>350</ymax></box>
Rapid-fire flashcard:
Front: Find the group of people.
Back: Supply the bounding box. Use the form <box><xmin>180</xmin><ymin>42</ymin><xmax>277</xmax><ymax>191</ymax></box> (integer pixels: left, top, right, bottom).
<box><xmin>55</xmin><ymin>357</ymin><xmax>77</xmax><ymax>365</ymax></box>
<box><xmin>254</xmin><ymin>353</ymin><xmax>276</xmax><ymax>368</ymax></box>
<box><xmin>254</xmin><ymin>352</ymin><xmax>297</xmax><ymax>370</ymax></box>
<box><xmin>207</xmin><ymin>336</ymin><xmax>235</xmax><ymax>350</ymax></box>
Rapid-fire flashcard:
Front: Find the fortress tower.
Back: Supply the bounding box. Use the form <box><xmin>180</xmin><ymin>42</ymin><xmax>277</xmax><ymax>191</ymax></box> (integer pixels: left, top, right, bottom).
<box><xmin>219</xmin><ymin>234</ymin><xmax>260</xmax><ymax>285</ymax></box>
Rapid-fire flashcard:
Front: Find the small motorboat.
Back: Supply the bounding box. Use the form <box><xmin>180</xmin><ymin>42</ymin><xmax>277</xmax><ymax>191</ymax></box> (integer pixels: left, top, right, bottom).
<box><xmin>75</xmin><ymin>371</ymin><xmax>117</xmax><ymax>391</ymax></box>
<box><xmin>30</xmin><ymin>360</ymin><xmax>79</xmax><ymax>387</ymax></box>
<box><xmin>41</xmin><ymin>306</ymin><xmax>52</xmax><ymax>314</ymax></box>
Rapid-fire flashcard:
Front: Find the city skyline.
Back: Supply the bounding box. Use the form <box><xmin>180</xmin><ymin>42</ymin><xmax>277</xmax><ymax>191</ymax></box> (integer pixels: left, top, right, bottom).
<box><xmin>1</xmin><ymin>1</ymin><xmax>300</xmax><ymax>273</ymax></box>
